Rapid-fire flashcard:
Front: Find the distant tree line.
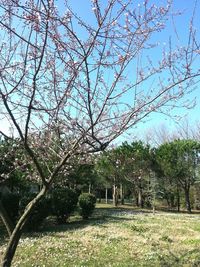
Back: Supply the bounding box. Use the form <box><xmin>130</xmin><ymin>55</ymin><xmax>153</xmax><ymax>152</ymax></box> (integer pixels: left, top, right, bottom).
<box><xmin>1</xmin><ymin>136</ymin><xmax>200</xmax><ymax>217</ymax></box>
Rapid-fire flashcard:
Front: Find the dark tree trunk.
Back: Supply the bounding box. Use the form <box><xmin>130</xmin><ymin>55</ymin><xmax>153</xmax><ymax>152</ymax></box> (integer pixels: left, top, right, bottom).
<box><xmin>138</xmin><ymin>186</ymin><xmax>144</xmax><ymax>208</ymax></box>
<box><xmin>176</xmin><ymin>186</ymin><xmax>180</xmax><ymax>212</ymax></box>
<box><xmin>170</xmin><ymin>194</ymin><xmax>175</xmax><ymax>208</ymax></box>
<box><xmin>120</xmin><ymin>183</ymin><xmax>124</xmax><ymax>205</ymax></box>
<box><xmin>165</xmin><ymin>194</ymin><xmax>170</xmax><ymax>208</ymax></box>
<box><xmin>194</xmin><ymin>184</ymin><xmax>200</xmax><ymax>210</ymax></box>
<box><xmin>184</xmin><ymin>186</ymin><xmax>191</xmax><ymax>213</ymax></box>
<box><xmin>133</xmin><ymin>189</ymin><xmax>139</xmax><ymax>207</ymax></box>
<box><xmin>0</xmin><ymin>200</ymin><xmax>14</xmax><ymax>237</ymax></box>
<box><xmin>98</xmin><ymin>189</ymin><xmax>101</xmax><ymax>203</ymax></box>
<box><xmin>2</xmin><ymin>186</ymin><xmax>48</xmax><ymax>267</ymax></box>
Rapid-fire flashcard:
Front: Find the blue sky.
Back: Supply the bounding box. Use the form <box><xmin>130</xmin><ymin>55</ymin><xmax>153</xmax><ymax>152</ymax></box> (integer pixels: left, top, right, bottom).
<box><xmin>64</xmin><ymin>0</ymin><xmax>200</xmax><ymax>141</ymax></box>
<box><xmin>0</xmin><ymin>0</ymin><xmax>199</xmax><ymax>141</ymax></box>
<box><xmin>132</xmin><ymin>0</ymin><xmax>200</xmax><ymax>139</ymax></box>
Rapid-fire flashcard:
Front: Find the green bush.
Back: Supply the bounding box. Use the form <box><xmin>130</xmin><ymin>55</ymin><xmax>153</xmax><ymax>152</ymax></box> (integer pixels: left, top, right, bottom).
<box><xmin>51</xmin><ymin>187</ymin><xmax>78</xmax><ymax>224</ymax></box>
<box><xmin>1</xmin><ymin>192</ymin><xmax>20</xmax><ymax>224</ymax></box>
<box><xmin>19</xmin><ymin>193</ymin><xmax>51</xmax><ymax>231</ymax></box>
<box><xmin>78</xmin><ymin>193</ymin><xmax>96</xmax><ymax>219</ymax></box>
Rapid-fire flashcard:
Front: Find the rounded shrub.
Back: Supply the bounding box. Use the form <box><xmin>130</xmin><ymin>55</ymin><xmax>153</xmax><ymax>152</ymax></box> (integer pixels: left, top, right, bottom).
<box><xmin>78</xmin><ymin>193</ymin><xmax>96</xmax><ymax>219</ymax></box>
<box><xmin>19</xmin><ymin>193</ymin><xmax>51</xmax><ymax>231</ymax></box>
<box><xmin>51</xmin><ymin>187</ymin><xmax>78</xmax><ymax>224</ymax></box>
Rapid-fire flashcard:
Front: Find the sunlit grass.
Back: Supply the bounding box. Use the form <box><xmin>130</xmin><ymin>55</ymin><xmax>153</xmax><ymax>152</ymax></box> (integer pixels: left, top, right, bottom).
<box><xmin>1</xmin><ymin>204</ymin><xmax>200</xmax><ymax>266</ymax></box>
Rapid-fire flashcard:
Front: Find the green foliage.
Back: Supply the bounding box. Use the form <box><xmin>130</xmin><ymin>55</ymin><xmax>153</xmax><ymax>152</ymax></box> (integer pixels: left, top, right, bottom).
<box><xmin>19</xmin><ymin>194</ymin><xmax>51</xmax><ymax>231</ymax></box>
<box><xmin>78</xmin><ymin>193</ymin><xmax>96</xmax><ymax>219</ymax></box>
<box><xmin>71</xmin><ymin>163</ymin><xmax>99</xmax><ymax>193</ymax></box>
<box><xmin>156</xmin><ymin>139</ymin><xmax>200</xmax><ymax>181</ymax></box>
<box><xmin>0</xmin><ymin>192</ymin><xmax>20</xmax><ymax>224</ymax></box>
<box><xmin>0</xmin><ymin>138</ymin><xmax>33</xmax><ymax>194</ymax></box>
<box><xmin>0</xmin><ymin>139</ymin><xmax>16</xmax><ymax>177</ymax></box>
<box><xmin>155</xmin><ymin>139</ymin><xmax>200</xmax><ymax>212</ymax></box>
<box><xmin>51</xmin><ymin>187</ymin><xmax>78</xmax><ymax>224</ymax></box>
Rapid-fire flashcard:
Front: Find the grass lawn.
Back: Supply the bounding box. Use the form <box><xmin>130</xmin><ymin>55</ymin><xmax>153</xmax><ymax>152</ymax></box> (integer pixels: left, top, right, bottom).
<box><xmin>1</xmin><ymin>204</ymin><xmax>200</xmax><ymax>266</ymax></box>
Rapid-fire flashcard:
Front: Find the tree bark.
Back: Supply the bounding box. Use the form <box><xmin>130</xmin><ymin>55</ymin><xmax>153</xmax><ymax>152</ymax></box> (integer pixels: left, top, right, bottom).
<box><xmin>194</xmin><ymin>183</ymin><xmax>200</xmax><ymax>210</ymax></box>
<box><xmin>1</xmin><ymin>186</ymin><xmax>48</xmax><ymax>267</ymax></box>
<box><xmin>184</xmin><ymin>187</ymin><xmax>191</xmax><ymax>213</ymax></box>
<box><xmin>170</xmin><ymin>194</ymin><xmax>175</xmax><ymax>208</ymax></box>
<box><xmin>133</xmin><ymin>188</ymin><xmax>139</xmax><ymax>206</ymax></box>
<box><xmin>152</xmin><ymin>203</ymin><xmax>155</xmax><ymax>215</ymax></box>
<box><xmin>98</xmin><ymin>189</ymin><xmax>101</xmax><ymax>203</ymax></box>
<box><xmin>120</xmin><ymin>183</ymin><xmax>124</xmax><ymax>205</ymax></box>
<box><xmin>113</xmin><ymin>184</ymin><xmax>118</xmax><ymax>207</ymax></box>
<box><xmin>176</xmin><ymin>186</ymin><xmax>180</xmax><ymax>212</ymax></box>
<box><xmin>0</xmin><ymin>200</ymin><xmax>14</xmax><ymax>237</ymax></box>
<box><xmin>165</xmin><ymin>194</ymin><xmax>170</xmax><ymax>208</ymax></box>
<box><xmin>138</xmin><ymin>186</ymin><xmax>143</xmax><ymax>208</ymax></box>
<box><xmin>105</xmin><ymin>187</ymin><xmax>108</xmax><ymax>204</ymax></box>
<box><xmin>88</xmin><ymin>183</ymin><xmax>91</xmax><ymax>194</ymax></box>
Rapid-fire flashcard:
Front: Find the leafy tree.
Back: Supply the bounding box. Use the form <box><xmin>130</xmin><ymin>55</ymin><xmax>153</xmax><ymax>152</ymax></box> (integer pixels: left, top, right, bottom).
<box><xmin>118</xmin><ymin>141</ymin><xmax>152</xmax><ymax>207</ymax></box>
<box><xmin>96</xmin><ymin>149</ymin><xmax>123</xmax><ymax>206</ymax></box>
<box><xmin>156</xmin><ymin>139</ymin><xmax>200</xmax><ymax>213</ymax></box>
<box><xmin>95</xmin><ymin>141</ymin><xmax>153</xmax><ymax>207</ymax></box>
<box><xmin>67</xmin><ymin>161</ymin><xmax>97</xmax><ymax>193</ymax></box>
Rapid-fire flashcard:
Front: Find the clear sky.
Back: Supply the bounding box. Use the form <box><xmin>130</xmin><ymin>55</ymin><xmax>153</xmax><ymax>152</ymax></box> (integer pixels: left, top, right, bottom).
<box><xmin>130</xmin><ymin>0</ymin><xmax>200</xmax><ymax>142</ymax></box>
<box><xmin>64</xmin><ymin>0</ymin><xmax>200</xmax><ymax>141</ymax></box>
<box><xmin>65</xmin><ymin>0</ymin><xmax>200</xmax><ymax>136</ymax></box>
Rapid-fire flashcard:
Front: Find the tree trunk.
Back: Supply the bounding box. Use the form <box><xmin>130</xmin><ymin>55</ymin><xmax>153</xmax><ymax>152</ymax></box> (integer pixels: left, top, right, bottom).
<box><xmin>1</xmin><ymin>186</ymin><xmax>48</xmax><ymax>267</ymax></box>
<box><xmin>184</xmin><ymin>187</ymin><xmax>191</xmax><ymax>213</ymax></box>
<box><xmin>98</xmin><ymin>189</ymin><xmax>101</xmax><ymax>203</ymax></box>
<box><xmin>105</xmin><ymin>187</ymin><xmax>108</xmax><ymax>204</ymax></box>
<box><xmin>152</xmin><ymin>203</ymin><xmax>155</xmax><ymax>215</ymax></box>
<box><xmin>88</xmin><ymin>183</ymin><xmax>91</xmax><ymax>193</ymax></box>
<box><xmin>120</xmin><ymin>183</ymin><xmax>124</xmax><ymax>205</ymax></box>
<box><xmin>133</xmin><ymin>189</ymin><xmax>139</xmax><ymax>206</ymax></box>
<box><xmin>176</xmin><ymin>186</ymin><xmax>180</xmax><ymax>212</ymax></box>
<box><xmin>113</xmin><ymin>184</ymin><xmax>118</xmax><ymax>207</ymax></box>
<box><xmin>165</xmin><ymin>194</ymin><xmax>170</xmax><ymax>208</ymax></box>
<box><xmin>170</xmin><ymin>194</ymin><xmax>175</xmax><ymax>208</ymax></box>
<box><xmin>194</xmin><ymin>183</ymin><xmax>200</xmax><ymax>210</ymax></box>
<box><xmin>138</xmin><ymin>186</ymin><xmax>143</xmax><ymax>208</ymax></box>
<box><xmin>0</xmin><ymin>200</ymin><xmax>14</xmax><ymax>237</ymax></box>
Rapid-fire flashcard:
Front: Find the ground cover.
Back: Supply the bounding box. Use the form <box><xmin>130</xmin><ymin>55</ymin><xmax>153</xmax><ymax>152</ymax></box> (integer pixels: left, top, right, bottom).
<box><xmin>1</xmin><ymin>204</ymin><xmax>200</xmax><ymax>266</ymax></box>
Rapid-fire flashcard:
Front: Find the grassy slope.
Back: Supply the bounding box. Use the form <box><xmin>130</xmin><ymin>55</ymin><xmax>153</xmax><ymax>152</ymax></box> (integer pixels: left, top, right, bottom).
<box><xmin>1</xmin><ymin>204</ymin><xmax>200</xmax><ymax>266</ymax></box>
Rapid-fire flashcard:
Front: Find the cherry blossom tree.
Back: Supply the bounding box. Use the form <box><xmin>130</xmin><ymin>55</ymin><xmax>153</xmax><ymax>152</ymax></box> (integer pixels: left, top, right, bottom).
<box><xmin>0</xmin><ymin>0</ymin><xmax>200</xmax><ymax>266</ymax></box>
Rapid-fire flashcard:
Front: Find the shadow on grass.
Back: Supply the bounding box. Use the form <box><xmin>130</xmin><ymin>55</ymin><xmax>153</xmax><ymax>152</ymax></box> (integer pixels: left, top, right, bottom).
<box><xmin>156</xmin><ymin>248</ymin><xmax>200</xmax><ymax>267</ymax></box>
<box><xmin>40</xmin><ymin>213</ymin><xmax>135</xmax><ymax>236</ymax></box>
<box><xmin>23</xmin><ymin>206</ymin><xmax>153</xmax><ymax>239</ymax></box>
<box><xmin>0</xmin><ymin>218</ymin><xmax>8</xmax><ymax>245</ymax></box>
<box><xmin>0</xmin><ymin>206</ymin><xmax>138</xmax><ymax>243</ymax></box>
<box><xmin>34</xmin><ymin>206</ymin><xmax>165</xmax><ymax>240</ymax></box>
<box><xmin>97</xmin><ymin>202</ymin><xmax>200</xmax><ymax>214</ymax></box>
<box><xmin>1</xmin><ymin>205</ymin><xmax>200</xmax><ymax>244</ymax></box>
<box><xmin>0</xmin><ymin>237</ymin><xmax>6</xmax><ymax>246</ymax></box>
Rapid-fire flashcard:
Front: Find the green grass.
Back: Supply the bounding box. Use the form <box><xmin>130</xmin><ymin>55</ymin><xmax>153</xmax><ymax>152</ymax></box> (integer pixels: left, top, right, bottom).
<box><xmin>1</xmin><ymin>204</ymin><xmax>200</xmax><ymax>266</ymax></box>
